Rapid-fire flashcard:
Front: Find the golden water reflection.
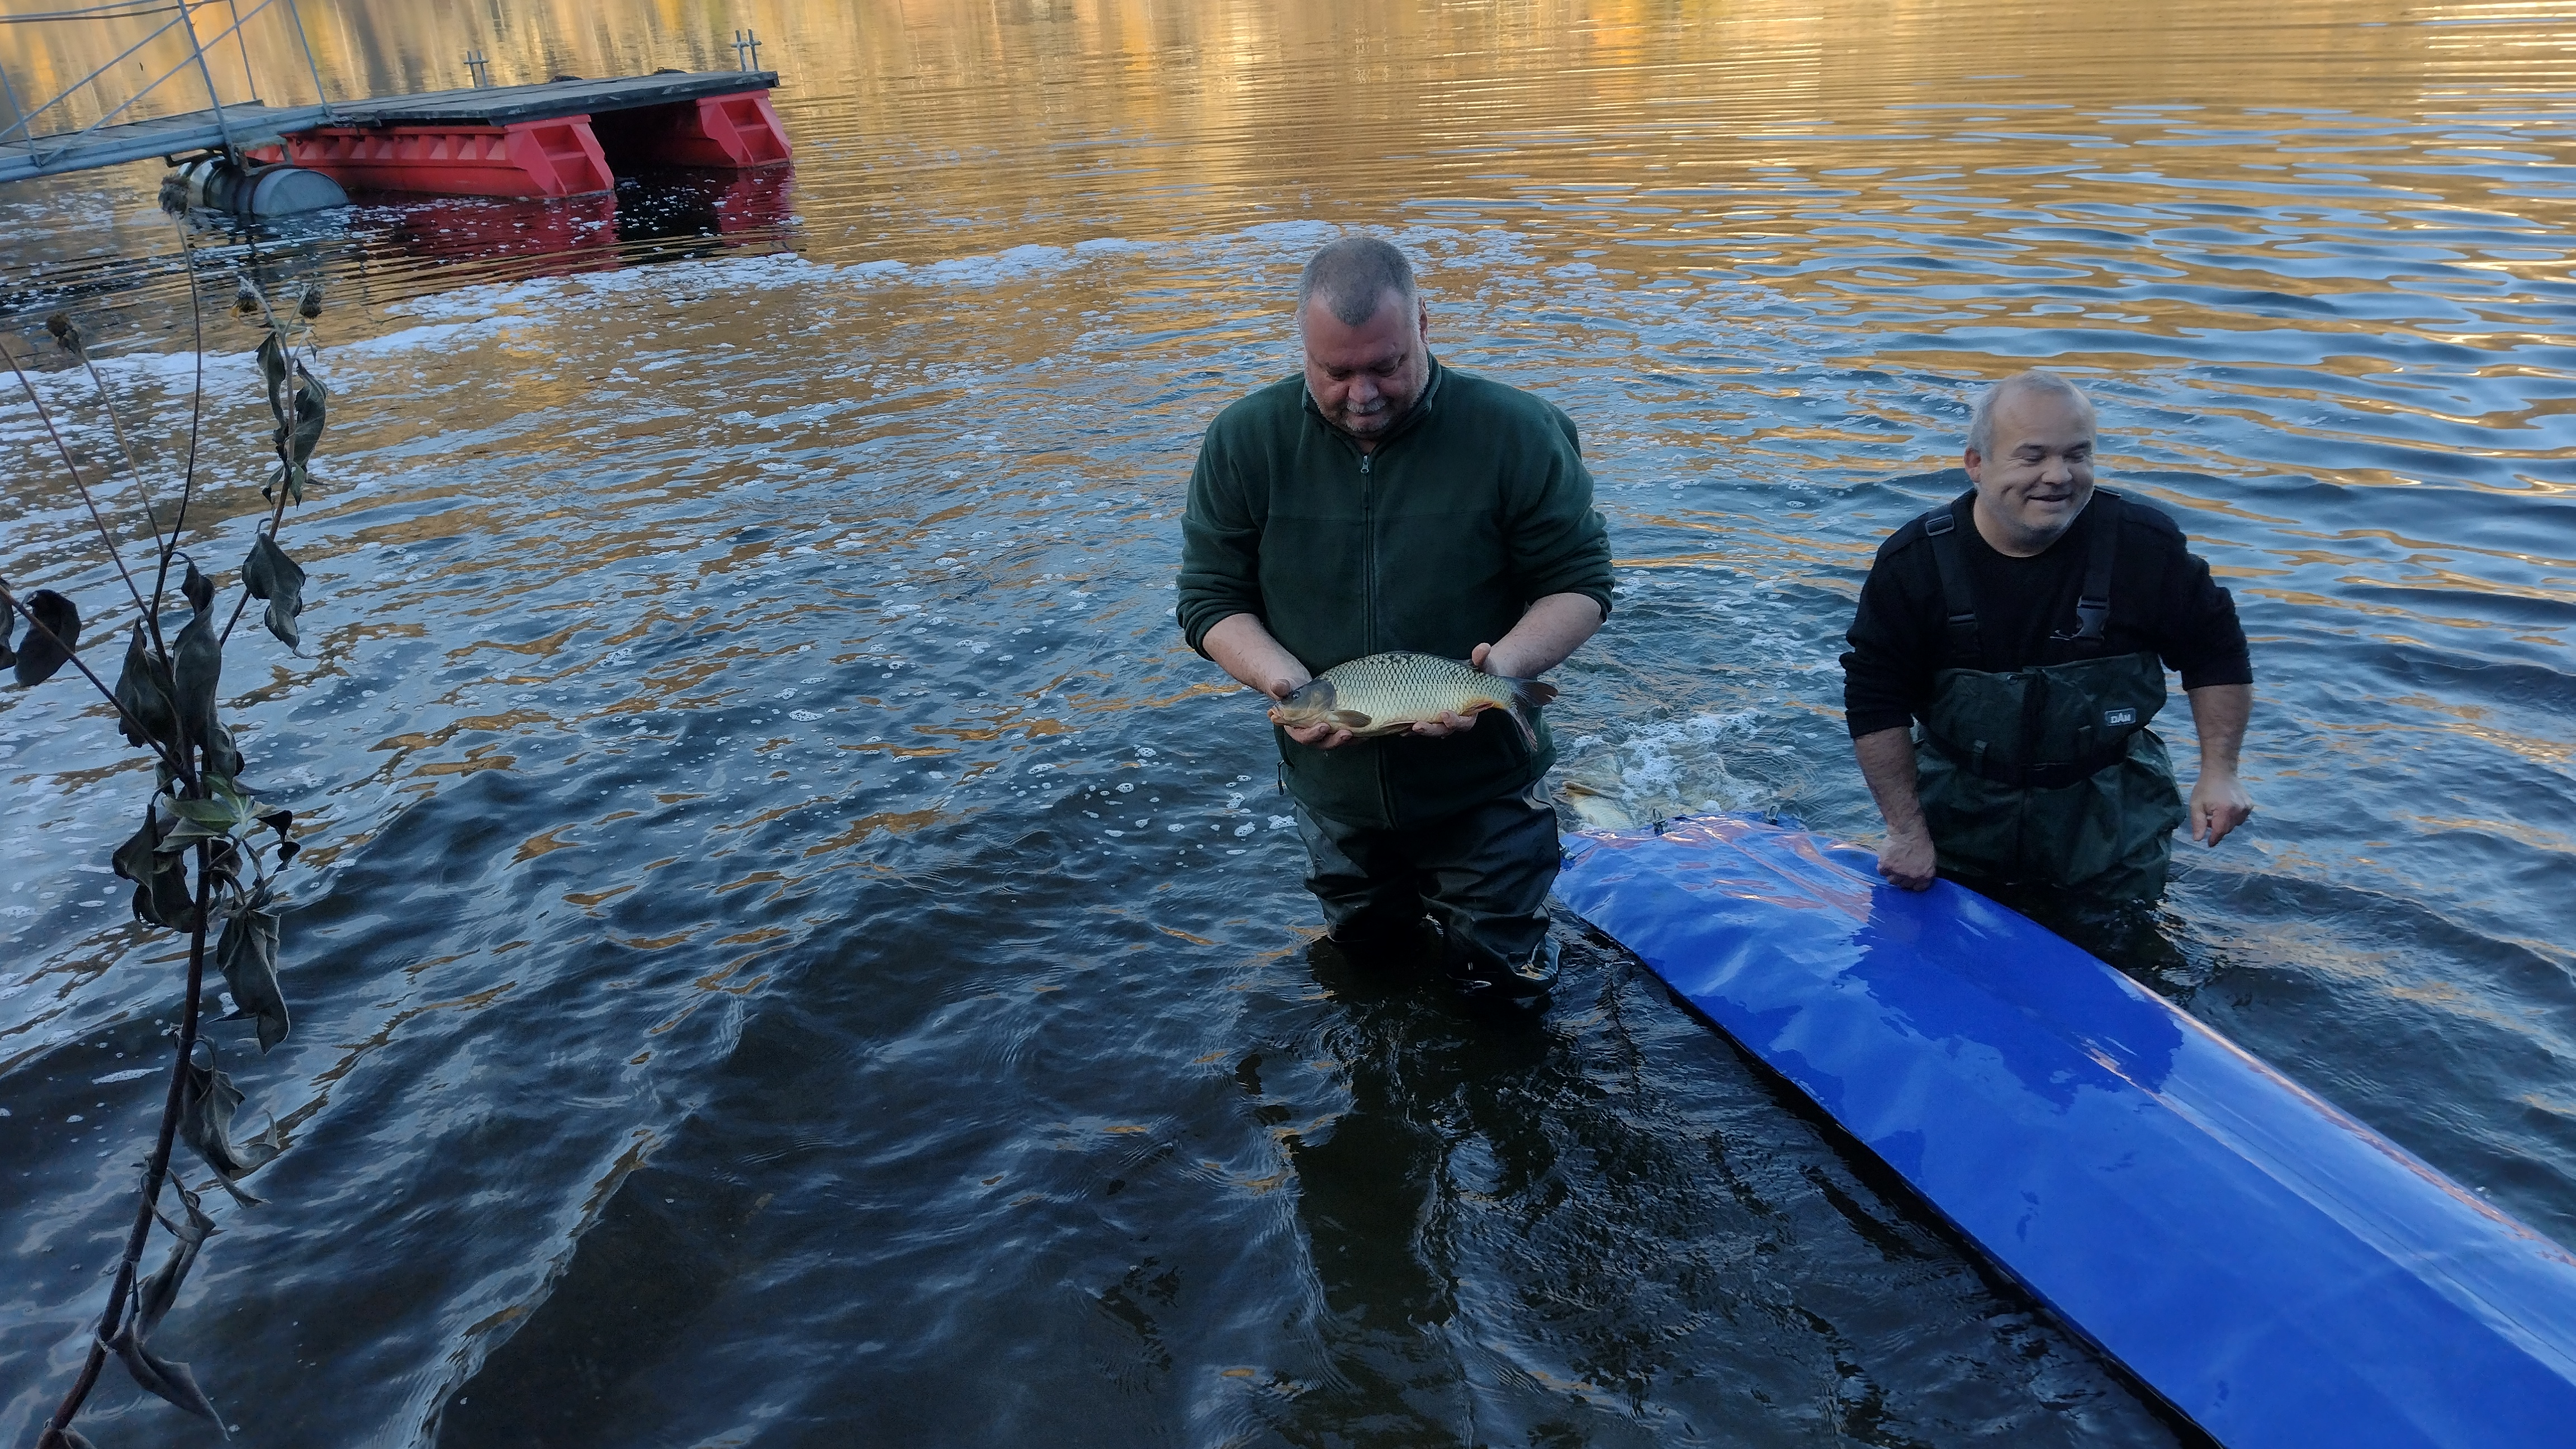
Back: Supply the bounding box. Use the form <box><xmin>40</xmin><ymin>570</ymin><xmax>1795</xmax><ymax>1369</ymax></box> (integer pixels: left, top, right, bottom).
<box><xmin>9</xmin><ymin>0</ymin><xmax>2576</xmax><ymax>1133</ymax></box>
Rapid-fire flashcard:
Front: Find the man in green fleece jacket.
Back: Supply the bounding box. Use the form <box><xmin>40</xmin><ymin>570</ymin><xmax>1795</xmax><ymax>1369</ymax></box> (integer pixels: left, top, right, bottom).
<box><xmin>1176</xmin><ymin>237</ymin><xmax>1614</xmax><ymax>1005</ymax></box>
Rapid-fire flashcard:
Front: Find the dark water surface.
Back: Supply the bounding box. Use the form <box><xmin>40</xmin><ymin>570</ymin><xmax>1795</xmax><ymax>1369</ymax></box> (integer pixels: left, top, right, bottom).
<box><xmin>4</xmin><ymin>1</ymin><xmax>2574</xmax><ymax>1445</ymax></box>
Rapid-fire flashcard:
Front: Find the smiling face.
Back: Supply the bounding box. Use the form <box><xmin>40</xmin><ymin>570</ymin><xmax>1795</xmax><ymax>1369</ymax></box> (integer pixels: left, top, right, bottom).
<box><xmin>1299</xmin><ymin>289</ymin><xmax>1432</xmax><ymax>446</ymax></box>
<box><xmin>1965</xmin><ymin>383</ymin><xmax>2098</xmax><ymax>556</ymax></box>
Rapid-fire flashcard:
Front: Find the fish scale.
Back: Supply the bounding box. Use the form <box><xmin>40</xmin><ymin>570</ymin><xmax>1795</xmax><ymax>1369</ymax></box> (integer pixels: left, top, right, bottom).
<box><xmin>1272</xmin><ymin>651</ymin><xmax>1559</xmax><ymax>744</ymax></box>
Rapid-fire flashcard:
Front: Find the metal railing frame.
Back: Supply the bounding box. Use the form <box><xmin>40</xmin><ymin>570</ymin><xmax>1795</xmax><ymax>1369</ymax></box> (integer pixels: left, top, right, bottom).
<box><xmin>2</xmin><ymin>3</ymin><xmax>202</xmax><ymax>145</ymax></box>
<box><xmin>222</xmin><ymin>0</ymin><xmax>258</xmax><ymax>101</ymax></box>
<box><xmin>0</xmin><ymin>0</ymin><xmax>334</xmax><ymax>165</ymax></box>
<box><xmin>0</xmin><ymin>49</ymin><xmax>23</xmax><ymax>131</ymax></box>
<box><xmin>280</xmin><ymin>0</ymin><xmax>332</xmax><ymax>123</ymax></box>
<box><xmin>172</xmin><ymin>0</ymin><xmax>243</xmax><ymax>154</ymax></box>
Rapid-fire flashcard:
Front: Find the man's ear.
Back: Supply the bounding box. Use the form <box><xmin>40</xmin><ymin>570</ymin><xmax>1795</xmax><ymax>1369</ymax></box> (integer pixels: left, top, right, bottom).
<box><xmin>1962</xmin><ymin>446</ymin><xmax>1985</xmax><ymax>486</ymax></box>
<box><xmin>1416</xmin><ymin>297</ymin><xmax>1431</xmax><ymax>344</ymax></box>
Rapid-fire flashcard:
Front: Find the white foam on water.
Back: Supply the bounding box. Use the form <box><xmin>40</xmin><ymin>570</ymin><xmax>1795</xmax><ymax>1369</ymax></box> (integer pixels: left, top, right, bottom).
<box><xmin>1557</xmin><ymin>710</ymin><xmax>1771</xmax><ymax>830</ymax></box>
<box><xmin>357</xmin><ymin>219</ymin><xmax>1550</xmax><ymax>350</ymax></box>
<box><xmin>381</xmin><ymin>238</ymin><xmax>1183</xmax><ymax>331</ymax></box>
<box><xmin>335</xmin><ymin>320</ymin><xmax>483</xmax><ymax>359</ymax></box>
<box><xmin>67</xmin><ymin>345</ymin><xmax>263</xmax><ymax>391</ymax></box>
<box><xmin>389</xmin><ymin>250</ymin><xmax>838</xmax><ymax>325</ymax></box>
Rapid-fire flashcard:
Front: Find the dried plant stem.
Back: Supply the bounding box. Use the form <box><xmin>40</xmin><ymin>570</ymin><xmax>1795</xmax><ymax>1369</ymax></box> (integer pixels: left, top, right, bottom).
<box><xmin>72</xmin><ymin>342</ymin><xmax>172</xmax><ymax>558</ymax></box>
<box><xmin>218</xmin><ymin>321</ymin><xmax>303</xmax><ymax>648</ymax></box>
<box><xmin>0</xmin><ymin>579</ymin><xmax>190</xmax><ymax>783</ymax></box>
<box><xmin>27</xmin><ymin>263</ymin><xmax>328</xmax><ymax>1446</ymax></box>
<box><xmin>1</xmin><ymin>337</ymin><xmax>163</xmax><ymax>654</ymax></box>
<box><xmin>40</xmin><ymin>840</ymin><xmax>214</xmax><ymax>1447</ymax></box>
<box><xmin>24</xmin><ymin>237</ymin><xmax>327</xmax><ymax>1443</ymax></box>
<box><xmin>159</xmin><ymin>225</ymin><xmax>214</xmax><ymax>608</ymax></box>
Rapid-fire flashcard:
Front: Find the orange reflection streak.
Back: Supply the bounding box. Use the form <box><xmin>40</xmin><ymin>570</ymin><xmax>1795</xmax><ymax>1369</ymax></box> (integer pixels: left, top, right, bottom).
<box><xmin>510</xmin><ymin>823</ymin><xmax>581</xmax><ymax>862</ymax></box>
<box><xmin>801</xmin><ymin>805</ymin><xmax>943</xmax><ymax>856</ymax></box>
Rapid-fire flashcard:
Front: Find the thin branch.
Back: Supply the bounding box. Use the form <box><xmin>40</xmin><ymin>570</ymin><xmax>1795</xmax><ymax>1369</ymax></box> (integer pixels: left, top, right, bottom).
<box><xmin>30</xmin><ymin>229</ymin><xmax>269</xmax><ymax>1449</ymax></box>
<box><xmin>219</xmin><ymin>307</ymin><xmax>304</xmax><ymax>648</ymax></box>
<box><xmin>160</xmin><ymin>220</ymin><xmax>212</xmax><ymax>602</ymax></box>
<box><xmin>0</xmin><ymin>336</ymin><xmax>160</xmax><ymax>640</ymax></box>
<box><xmin>40</xmin><ymin>837</ymin><xmax>215</xmax><ymax>1445</ymax></box>
<box><xmin>70</xmin><ymin>337</ymin><xmax>173</xmax><ymax>567</ymax></box>
<box><xmin>0</xmin><ymin>579</ymin><xmax>189</xmax><ymax>780</ymax></box>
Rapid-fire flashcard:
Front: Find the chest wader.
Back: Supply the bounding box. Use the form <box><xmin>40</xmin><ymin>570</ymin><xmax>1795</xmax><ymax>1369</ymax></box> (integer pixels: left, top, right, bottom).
<box><xmin>1912</xmin><ymin>495</ymin><xmax>2189</xmax><ymax>899</ymax></box>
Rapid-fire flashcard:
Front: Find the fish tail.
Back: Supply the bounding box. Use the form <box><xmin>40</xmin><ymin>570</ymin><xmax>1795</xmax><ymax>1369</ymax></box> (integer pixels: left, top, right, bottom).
<box><xmin>1502</xmin><ymin>676</ymin><xmax>1557</xmax><ymax>749</ymax></box>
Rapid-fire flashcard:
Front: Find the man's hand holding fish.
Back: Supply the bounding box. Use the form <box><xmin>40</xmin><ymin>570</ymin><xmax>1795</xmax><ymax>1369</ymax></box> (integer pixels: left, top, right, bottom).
<box><xmin>1264</xmin><ymin>642</ymin><xmax>1493</xmax><ymax>746</ymax></box>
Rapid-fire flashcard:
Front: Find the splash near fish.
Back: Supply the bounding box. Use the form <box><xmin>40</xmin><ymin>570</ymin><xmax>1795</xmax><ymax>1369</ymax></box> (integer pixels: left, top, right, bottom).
<box><xmin>1271</xmin><ymin>652</ymin><xmax>1560</xmax><ymax>746</ymax></box>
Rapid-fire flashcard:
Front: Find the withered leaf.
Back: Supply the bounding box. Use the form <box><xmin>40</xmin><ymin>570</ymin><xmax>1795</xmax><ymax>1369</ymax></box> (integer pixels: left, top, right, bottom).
<box><xmin>132</xmin><ymin>1178</ymin><xmax>214</xmax><ymax>1339</ymax></box>
<box><xmin>270</xmin><ymin>371</ymin><xmax>325</xmax><ymax>465</ymax></box>
<box><xmin>262</xmin><ymin>462</ymin><xmax>307</xmax><ymax>506</ymax></box>
<box><xmin>113</xmin><ymin>808</ymin><xmax>199</xmax><ymax>932</ymax></box>
<box><xmin>113</xmin><ymin>625</ymin><xmax>182</xmax><ymax>757</ymax></box>
<box><xmin>171</xmin><ymin>604</ymin><xmax>220</xmax><ymax>755</ymax></box>
<box><xmin>254</xmin><ymin>804</ymin><xmax>295</xmax><ymax>866</ymax></box>
<box><xmin>205</xmin><ymin>838</ymin><xmax>244</xmax><ymax>899</ymax></box>
<box><xmin>203</xmin><ymin>720</ymin><xmax>244</xmax><ymax>784</ymax></box>
<box><xmin>241</xmin><ymin>535</ymin><xmax>305</xmax><ymax>651</ymax></box>
<box><xmin>13</xmin><ymin>589</ymin><xmax>79</xmax><ymax>688</ymax></box>
<box><xmin>255</xmin><ymin>330</ymin><xmax>287</xmax><ymax>410</ymax></box>
<box><xmin>181</xmin><ymin>560</ymin><xmax>214</xmax><ymax>615</ymax></box>
<box><xmin>178</xmin><ymin>1040</ymin><xmax>280</xmax><ymax>1202</ymax></box>
<box><xmin>108</xmin><ymin>1322</ymin><xmax>225</xmax><ymax>1432</ymax></box>
<box><xmin>215</xmin><ymin>883</ymin><xmax>288</xmax><ymax>1052</ymax></box>
<box><xmin>147</xmin><ymin>1175</ymin><xmax>216</xmax><ymax>1252</ymax></box>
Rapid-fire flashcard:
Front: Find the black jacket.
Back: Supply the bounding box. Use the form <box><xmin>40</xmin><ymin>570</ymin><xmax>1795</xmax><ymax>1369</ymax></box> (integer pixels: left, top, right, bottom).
<box><xmin>1177</xmin><ymin>358</ymin><xmax>1615</xmax><ymax>828</ymax></box>
<box><xmin>1841</xmin><ymin>482</ymin><xmax>2251</xmax><ymax>738</ymax></box>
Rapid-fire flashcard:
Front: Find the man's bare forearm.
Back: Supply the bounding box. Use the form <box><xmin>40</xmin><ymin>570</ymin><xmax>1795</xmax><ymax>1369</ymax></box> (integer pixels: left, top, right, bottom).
<box><xmin>2183</xmin><ymin>682</ymin><xmax>2255</xmax><ymax>846</ymax></box>
<box><xmin>2186</xmin><ymin>683</ymin><xmax>2251</xmax><ymax>774</ymax></box>
<box><xmin>1853</xmin><ymin>726</ymin><xmax>1927</xmax><ymax>837</ymax></box>
<box><xmin>1853</xmin><ymin>724</ymin><xmax>1936</xmax><ymax>889</ymax></box>
<box><xmin>1202</xmin><ymin>613</ymin><xmax>1310</xmax><ymax>699</ymax></box>
<box><xmin>1483</xmin><ymin>593</ymin><xmax>1605</xmax><ymax>679</ymax></box>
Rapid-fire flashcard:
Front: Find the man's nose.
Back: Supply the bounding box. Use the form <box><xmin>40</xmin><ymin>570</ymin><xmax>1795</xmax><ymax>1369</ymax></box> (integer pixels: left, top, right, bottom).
<box><xmin>2039</xmin><ymin>454</ymin><xmax>2073</xmax><ymax>483</ymax></box>
<box><xmin>1347</xmin><ymin>375</ymin><xmax>1380</xmax><ymax>406</ymax></box>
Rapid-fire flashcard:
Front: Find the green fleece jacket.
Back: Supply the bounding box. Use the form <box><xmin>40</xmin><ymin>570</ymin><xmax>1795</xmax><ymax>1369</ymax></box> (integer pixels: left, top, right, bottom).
<box><xmin>1176</xmin><ymin>357</ymin><xmax>1614</xmax><ymax>830</ymax></box>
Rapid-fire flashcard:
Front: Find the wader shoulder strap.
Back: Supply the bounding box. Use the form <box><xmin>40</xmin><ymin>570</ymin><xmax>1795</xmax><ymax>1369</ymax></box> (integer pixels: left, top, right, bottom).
<box><xmin>2062</xmin><ymin>492</ymin><xmax>2122</xmax><ymax>648</ymax></box>
<box><xmin>1917</xmin><ymin>505</ymin><xmax>1980</xmax><ymax>668</ymax></box>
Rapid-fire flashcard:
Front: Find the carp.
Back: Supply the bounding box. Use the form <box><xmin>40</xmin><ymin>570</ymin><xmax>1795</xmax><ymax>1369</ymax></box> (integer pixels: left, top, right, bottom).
<box><xmin>1270</xmin><ymin>652</ymin><xmax>1560</xmax><ymax>746</ymax></box>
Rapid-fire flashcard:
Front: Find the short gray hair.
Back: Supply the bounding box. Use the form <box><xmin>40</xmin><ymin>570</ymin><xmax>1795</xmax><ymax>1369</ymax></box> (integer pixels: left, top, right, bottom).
<box><xmin>1296</xmin><ymin>236</ymin><xmax>1417</xmax><ymax>327</ymax></box>
<box><xmin>1966</xmin><ymin>369</ymin><xmax>2096</xmax><ymax>456</ymax></box>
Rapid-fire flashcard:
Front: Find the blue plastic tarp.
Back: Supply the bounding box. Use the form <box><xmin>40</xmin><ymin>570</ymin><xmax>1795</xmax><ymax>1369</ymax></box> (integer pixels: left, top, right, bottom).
<box><xmin>1556</xmin><ymin>815</ymin><xmax>2576</xmax><ymax>1449</ymax></box>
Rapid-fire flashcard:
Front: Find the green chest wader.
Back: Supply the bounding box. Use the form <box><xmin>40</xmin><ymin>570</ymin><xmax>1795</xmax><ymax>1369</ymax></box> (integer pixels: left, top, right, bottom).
<box><xmin>1911</xmin><ymin>496</ymin><xmax>2189</xmax><ymax>898</ymax></box>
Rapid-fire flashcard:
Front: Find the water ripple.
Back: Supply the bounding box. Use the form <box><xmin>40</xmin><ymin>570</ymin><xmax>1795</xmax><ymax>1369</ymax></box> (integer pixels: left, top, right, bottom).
<box><xmin>4</xmin><ymin>1</ymin><xmax>2575</xmax><ymax>1445</ymax></box>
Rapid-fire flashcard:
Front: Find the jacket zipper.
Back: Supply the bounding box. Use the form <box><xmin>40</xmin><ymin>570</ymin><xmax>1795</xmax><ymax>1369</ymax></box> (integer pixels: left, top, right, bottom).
<box><xmin>1360</xmin><ymin>449</ymin><xmax>1394</xmax><ymax>824</ymax></box>
<box><xmin>1359</xmin><ymin>452</ymin><xmax>1376</xmax><ymax>652</ymax></box>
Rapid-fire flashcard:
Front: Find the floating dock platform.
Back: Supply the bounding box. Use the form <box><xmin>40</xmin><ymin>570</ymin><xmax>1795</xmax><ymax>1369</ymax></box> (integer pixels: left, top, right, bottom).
<box><xmin>1560</xmin><ymin>815</ymin><xmax>2576</xmax><ymax>1449</ymax></box>
<box><xmin>1</xmin><ymin>70</ymin><xmax>787</xmax><ymax>198</ymax></box>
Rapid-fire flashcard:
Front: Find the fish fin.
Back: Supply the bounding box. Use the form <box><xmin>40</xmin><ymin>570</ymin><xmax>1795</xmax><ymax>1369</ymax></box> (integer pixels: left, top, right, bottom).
<box><xmin>1504</xmin><ymin>676</ymin><xmax>1554</xmax><ymax>748</ymax></box>
<box><xmin>1330</xmin><ymin>710</ymin><xmax>1371</xmax><ymax>728</ymax></box>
